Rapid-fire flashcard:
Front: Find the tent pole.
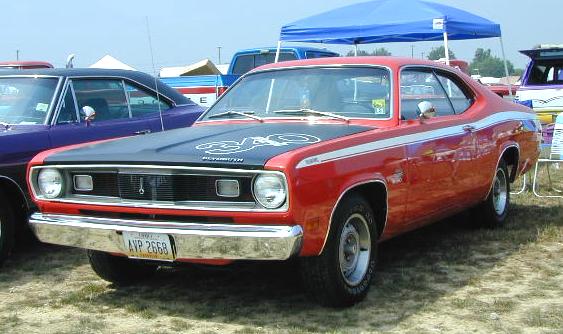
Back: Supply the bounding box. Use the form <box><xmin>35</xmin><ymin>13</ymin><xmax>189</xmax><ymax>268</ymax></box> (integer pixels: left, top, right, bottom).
<box><xmin>499</xmin><ymin>36</ymin><xmax>513</xmax><ymax>97</ymax></box>
<box><xmin>443</xmin><ymin>32</ymin><xmax>450</xmax><ymax>66</ymax></box>
<box><xmin>274</xmin><ymin>40</ymin><xmax>282</xmax><ymax>63</ymax></box>
<box><xmin>353</xmin><ymin>43</ymin><xmax>359</xmax><ymax>100</ymax></box>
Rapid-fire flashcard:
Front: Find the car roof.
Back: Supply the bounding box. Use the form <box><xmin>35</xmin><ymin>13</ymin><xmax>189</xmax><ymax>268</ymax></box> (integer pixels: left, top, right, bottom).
<box><xmin>235</xmin><ymin>46</ymin><xmax>339</xmax><ymax>55</ymax></box>
<box><xmin>0</xmin><ymin>61</ymin><xmax>53</xmax><ymax>68</ymax></box>
<box><xmin>0</xmin><ymin>68</ymin><xmax>192</xmax><ymax>106</ymax></box>
<box><xmin>520</xmin><ymin>46</ymin><xmax>563</xmax><ymax>60</ymax></box>
<box><xmin>253</xmin><ymin>56</ymin><xmax>456</xmax><ymax>72</ymax></box>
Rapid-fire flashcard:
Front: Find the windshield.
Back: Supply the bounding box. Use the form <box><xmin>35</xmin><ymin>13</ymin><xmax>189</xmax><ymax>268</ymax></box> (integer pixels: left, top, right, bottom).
<box><xmin>202</xmin><ymin>67</ymin><xmax>391</xmax><ymax>121</ymax></box>
<box><xmin>526</xmin><ymin>59</ymin><xmax>563</xmax><ymax>85</ymax></box>
<box><xmin>0</xmin><ymin>77</ymin><xmax>59</xmax><ymax>124</ymax></box>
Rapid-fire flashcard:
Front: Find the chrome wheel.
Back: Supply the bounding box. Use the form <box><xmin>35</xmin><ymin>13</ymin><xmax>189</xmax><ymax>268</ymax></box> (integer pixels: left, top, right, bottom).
<box><xmin>493</xmin><ymin>168</ymin><xmax>508</xmax><ymax>215</ymax></box>
<box><xmin>338</xmin><ymin>213</ymin><xmax>371</xmax><ymax>286</ymax></box>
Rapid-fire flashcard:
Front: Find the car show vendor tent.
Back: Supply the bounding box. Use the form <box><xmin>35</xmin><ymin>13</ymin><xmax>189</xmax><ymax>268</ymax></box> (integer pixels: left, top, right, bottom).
<box><xmin>90</xmin><ymin>55</ymin><xmax>136</xmax><ymax>71</ymax></box>
<box><xmin>277</xmin><ymin>0</ymin><xmax>511</xmax><ymax>91</ymax></box>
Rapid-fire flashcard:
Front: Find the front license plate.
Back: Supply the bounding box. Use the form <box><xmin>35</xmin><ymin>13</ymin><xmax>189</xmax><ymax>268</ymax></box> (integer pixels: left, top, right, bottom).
<box><xmin>122</xmin><ymin>231</ymin><xmax>175</xmax><ymax>261</ymax></box>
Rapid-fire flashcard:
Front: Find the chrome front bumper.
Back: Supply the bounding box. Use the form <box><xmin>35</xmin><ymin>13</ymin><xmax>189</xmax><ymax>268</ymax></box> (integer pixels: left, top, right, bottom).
<box><xmin>29</xmin><ymin>213</ymin><xmax>303</xmax><ymax>261</ymax></box>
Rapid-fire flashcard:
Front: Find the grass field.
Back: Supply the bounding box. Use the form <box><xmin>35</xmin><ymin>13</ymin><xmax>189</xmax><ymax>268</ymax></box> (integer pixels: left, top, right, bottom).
<box><xmin>0</xmin><ymin>173</ymin><xmax>561</xmax><ymax>334</ymax></box>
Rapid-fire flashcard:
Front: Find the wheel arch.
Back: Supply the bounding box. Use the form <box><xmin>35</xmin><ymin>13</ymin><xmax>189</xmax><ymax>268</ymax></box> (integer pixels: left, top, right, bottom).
<box><xmin>320</xmin><ymin>179</ymin><xmax>388</xmax><ymax>254</ymax></box>
<box><xmin>500</xmin><ymin>144</ymin><xmax>520</xmax><ymax>183</ymax></box>
<box><xmin>482</xmin><ymin>144</ymin><xmax>518</xmax><ymax>201</ymax></box>
<box><xmin>0</xmin><ymin>176</ymin><xmax>29</xmax><ymax>228</ymax></box>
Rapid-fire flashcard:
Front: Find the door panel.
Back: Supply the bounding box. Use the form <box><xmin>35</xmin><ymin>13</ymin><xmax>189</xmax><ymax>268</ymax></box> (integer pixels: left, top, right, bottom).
<box><xmin>401</xmin><ymin>68</ymin><xmax>477</xmax><ymax>225</ymax></box>
<box><xmin>405</xmin><ymin>125</ymin><xmax>456</xmax><ymax>224</ymax></box>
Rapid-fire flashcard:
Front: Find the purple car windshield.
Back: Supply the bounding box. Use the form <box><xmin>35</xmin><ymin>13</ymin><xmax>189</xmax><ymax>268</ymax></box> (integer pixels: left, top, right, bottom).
<box><xmin>0</xmin><ymin>77</ymin><xmax>59</xmax><ymax>125</ymax></box>
<box><xmin>526</xmin><ymin>59</ymin><xmax>563</xmax><ymax>86</ymax></box>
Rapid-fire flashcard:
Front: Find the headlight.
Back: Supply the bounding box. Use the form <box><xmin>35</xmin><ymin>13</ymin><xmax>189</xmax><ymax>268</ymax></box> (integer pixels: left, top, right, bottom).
<box><xmin>253</xmin><ymin>174</ymin><xmax>287</xmax><ymax>209</ymax></box>
<box><xmin>37</xmin><ymin>168</ymin><xmax>64</xmax><ymax>199</ymax></box>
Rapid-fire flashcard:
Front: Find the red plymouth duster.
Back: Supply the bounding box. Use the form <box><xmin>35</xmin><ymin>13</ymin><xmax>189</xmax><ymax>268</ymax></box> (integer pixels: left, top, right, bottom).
<box><xmin>26</xmin><ymin>57</ymin><xmax>540</xmax><ymax>307</ymax></box>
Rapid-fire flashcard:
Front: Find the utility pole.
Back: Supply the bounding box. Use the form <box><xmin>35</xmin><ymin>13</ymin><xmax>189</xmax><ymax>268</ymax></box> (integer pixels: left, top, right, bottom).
<box><xmin>16</xmin><ymin>49</ymin><xmax>20</xmax><ymax>61</ymax></box>
<box><xmin>421</xmin><ymin>52</ymin><xmax>425</xmax><ymax>59</ymax></box>
<box><xmin>410</xmin><ymin>45</ymin><xmax>415</xmax><ymax>58</ymax></box>
<box><xmin>217</xmin><ymin>46</ymin><xmax>222</xmax><ymax>64</ymax></box>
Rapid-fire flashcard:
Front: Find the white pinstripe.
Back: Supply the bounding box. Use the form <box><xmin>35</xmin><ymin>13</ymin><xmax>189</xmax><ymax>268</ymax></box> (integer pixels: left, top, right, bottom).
<box><xmin>296</xmin><ymin>111</ymin><xmax>539</xmax><ymax>169</ymax></box>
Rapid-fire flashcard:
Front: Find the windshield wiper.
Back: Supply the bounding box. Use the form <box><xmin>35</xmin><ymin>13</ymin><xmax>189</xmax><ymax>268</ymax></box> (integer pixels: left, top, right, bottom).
<box><xmin>273</xmin><ymin>108</ymin><xmax>350</xmax><ymax>122</ymax></box>
<box><xmin>207</xmin><ymin>110</ymin><xmax>263</xmax><ymax>122</ymax></box>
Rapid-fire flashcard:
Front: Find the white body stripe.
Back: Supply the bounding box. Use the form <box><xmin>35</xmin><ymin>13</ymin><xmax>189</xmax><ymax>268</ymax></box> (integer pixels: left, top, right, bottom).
<box><xmin>296</xmin><ymin>111</ymin><xmax>538</xmax><ymax>169</ymax></box>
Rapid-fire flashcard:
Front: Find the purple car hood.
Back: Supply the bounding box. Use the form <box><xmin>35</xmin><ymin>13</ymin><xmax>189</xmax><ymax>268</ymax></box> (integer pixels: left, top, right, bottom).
<box><xmin>0</xmin><ymin>125</ymin><xmax>51</xmax><ymax>165</ymax></box>
<box><xmin>0</xmin><ymin>124</ymin><xmax>49</xmax><ymax>136</ymax></box>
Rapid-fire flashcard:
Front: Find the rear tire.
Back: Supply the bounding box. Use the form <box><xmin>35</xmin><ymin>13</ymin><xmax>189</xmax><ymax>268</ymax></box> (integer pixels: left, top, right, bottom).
<box><xmin>0</xmin><ymin>191</ymin><xmax>16</xmax><ymax>268</ymax></box>
<box><xmin>475</xmin><ymin>159</ymin><xmax>510</xmax><ymax>228</ymax></box>
<box><xmin>87</xmin><ymin>250</ymin><xmax>158</xmax><ymax>285</ymax></box>
<box><xmin>300</xmin><ymin>193</ymin><xmax>377</xmax><ymax>307</ymax></box>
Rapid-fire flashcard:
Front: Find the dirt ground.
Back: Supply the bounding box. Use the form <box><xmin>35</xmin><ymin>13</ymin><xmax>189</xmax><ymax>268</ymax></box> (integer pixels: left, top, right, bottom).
<box><xmin>0</xmin><ymin>179</ymin><xmax>562</xmax><ymax>333</ymax></box>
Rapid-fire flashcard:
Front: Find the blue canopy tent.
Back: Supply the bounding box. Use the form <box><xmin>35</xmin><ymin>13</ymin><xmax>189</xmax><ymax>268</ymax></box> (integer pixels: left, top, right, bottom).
<box><xmin>276</xmin><ymin>0</ymin><xmax>511</xmax><ymax>93</ymax></box>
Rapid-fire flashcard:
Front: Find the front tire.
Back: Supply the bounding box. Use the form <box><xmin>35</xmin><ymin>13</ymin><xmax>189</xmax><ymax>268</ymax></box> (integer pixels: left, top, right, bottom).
<box><xmin>476</xmin><ymin>159</ymin><xmax>510</xmax><ymax>228</ymax></box>
<box><xmin>300</xmin><ymin>193</ymin><xmax>377</xmax><ymax>307</ymax></box>
<box><xmin>87</xmin><ymin>250</ymin><xmax>158</xmax><ymax>285</ymax></box>
<box><xmin>0</xmin><ymin>191</ymin><xmax>16</xmax><ymax>268</ymax></box>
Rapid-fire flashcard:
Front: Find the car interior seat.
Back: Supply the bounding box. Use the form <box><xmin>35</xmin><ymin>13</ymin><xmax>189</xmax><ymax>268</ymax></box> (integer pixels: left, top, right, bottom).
<box><xmin>83</xmin><ymin>98</ymin><xmax>109</xmax><ymax>121</ymax></box>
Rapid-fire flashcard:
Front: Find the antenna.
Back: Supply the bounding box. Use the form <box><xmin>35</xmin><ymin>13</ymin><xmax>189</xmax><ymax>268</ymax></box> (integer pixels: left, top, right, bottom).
<box><xmin>145</xmin><ymin>16</ymin><xmax>165</xmax><ymax>132</ymax></box>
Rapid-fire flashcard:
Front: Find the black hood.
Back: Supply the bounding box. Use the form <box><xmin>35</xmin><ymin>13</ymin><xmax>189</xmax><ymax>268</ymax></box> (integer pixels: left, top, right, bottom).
<box><xmin>45</xmin><ymin>123</ymin><xmax>370</xmax><ymax>168</ymax></box>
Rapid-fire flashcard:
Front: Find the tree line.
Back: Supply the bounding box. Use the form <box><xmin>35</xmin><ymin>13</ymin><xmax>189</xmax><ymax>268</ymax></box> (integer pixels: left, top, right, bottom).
<box><xmin>346</xmin><ymin>46</ymin><xmax>522</xmax><ymax>77</ymax></box>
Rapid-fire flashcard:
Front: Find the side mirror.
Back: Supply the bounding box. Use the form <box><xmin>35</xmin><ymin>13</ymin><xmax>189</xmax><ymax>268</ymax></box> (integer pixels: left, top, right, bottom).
<box><xmin>417</xmin><ymin>101</ymin><xmax>436</xmax><ymax>121</ymax></box>
<box><xmin>81</xmin><ymin>106</ymin><xmax>96</xmax><ymax>124</ymax></box>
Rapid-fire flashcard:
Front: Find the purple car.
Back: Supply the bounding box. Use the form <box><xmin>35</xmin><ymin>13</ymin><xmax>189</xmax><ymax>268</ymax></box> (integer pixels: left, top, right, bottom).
<box><xmin>0</xmin><ymin>68</ymin><xmax>203</xmax><ymax>265</ymax></box>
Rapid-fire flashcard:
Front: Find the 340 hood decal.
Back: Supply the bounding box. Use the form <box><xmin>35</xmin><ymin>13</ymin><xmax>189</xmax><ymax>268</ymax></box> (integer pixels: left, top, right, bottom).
<box><xmin>196</xmin><ymin>133</ymin><xmax>321</xmax><ymax>155</ymax></box>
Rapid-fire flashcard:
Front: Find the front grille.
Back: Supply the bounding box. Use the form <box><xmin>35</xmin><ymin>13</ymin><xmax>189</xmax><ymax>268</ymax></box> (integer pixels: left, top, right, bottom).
<box><xmin>70</xmin><ymin>171</ymin><xmax>254</xmax><ymax>203</ymax></box>
<box><xmin>118</xmin><ymin>174</ymin><xmax>175</xmax><ymax>201</ymax></box>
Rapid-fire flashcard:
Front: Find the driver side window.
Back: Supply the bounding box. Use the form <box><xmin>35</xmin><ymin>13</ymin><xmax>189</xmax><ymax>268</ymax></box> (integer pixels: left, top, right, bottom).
<box><xmin>72</xmin><ymin>79</ymin><xmax>130</xmax><ymax>122</ymax></box>
<box><xmin>400</xmin><ymin>69</ymin><xmax>454</xmax><ymax>120</ymax></box>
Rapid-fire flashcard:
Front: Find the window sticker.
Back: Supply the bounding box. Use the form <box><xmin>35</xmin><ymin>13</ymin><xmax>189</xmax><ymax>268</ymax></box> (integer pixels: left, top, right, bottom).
<box><xmin>372</xmin><ymin>99</ymin><xmax>386</xmax><ymax>114</ymax></box>
<box><xmin>36</xmin><ymin>103</ymin><xmax>49</xmax><ymax>112</ymax></box>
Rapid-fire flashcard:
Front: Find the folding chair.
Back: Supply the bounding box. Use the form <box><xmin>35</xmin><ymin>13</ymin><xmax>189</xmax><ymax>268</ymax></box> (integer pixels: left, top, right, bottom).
<box><xmin>532</xmin><ymin>113</ymin><xmax>563</xmax><ymax>198</ymax></box>
<box><xmin>511</xmin><ymin>173</ymin><xmax>528</xmax><ymax>195</ymax></box>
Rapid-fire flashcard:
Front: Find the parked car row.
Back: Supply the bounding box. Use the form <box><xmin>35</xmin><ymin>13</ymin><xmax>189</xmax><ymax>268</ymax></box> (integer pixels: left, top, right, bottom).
<box><xmin>0</xmin><ymin>56</ymin><xmax>537</xmax><ymax>307</ymax></box>
<box><xmin>0</xmin><ymin>56</ymin><xmax>541</xmax><ymax>307</ymax></box>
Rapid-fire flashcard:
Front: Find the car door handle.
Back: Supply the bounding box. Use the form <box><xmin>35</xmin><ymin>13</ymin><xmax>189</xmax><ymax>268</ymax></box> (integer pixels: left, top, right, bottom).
<box><xmin>134</xmin><ymin>129</ymin><xmax>151</xmax><ymax>135</ymax></box>
<box><xmin>463</xmin><ymin>125</ymin><xmax>476</xmax><ymax>132</ymax></box>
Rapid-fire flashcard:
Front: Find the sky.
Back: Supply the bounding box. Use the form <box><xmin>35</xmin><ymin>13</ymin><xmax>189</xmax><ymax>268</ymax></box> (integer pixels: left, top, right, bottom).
<box><xmin>1</xmin><ymin>0</ymin><xmax>561</xmax><ymax>73</ymax></box>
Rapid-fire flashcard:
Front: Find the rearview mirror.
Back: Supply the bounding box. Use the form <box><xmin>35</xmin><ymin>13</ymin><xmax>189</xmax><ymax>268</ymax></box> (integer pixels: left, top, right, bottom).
<box><xmin>417</xmin><ymin>101</ymin><xmax>436</xmax><ymax>121</ymax></box>
<box><xmin>81</xmin><ymin>106</ymin><xmax>96</xmax><ymax>124</ymax></box>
